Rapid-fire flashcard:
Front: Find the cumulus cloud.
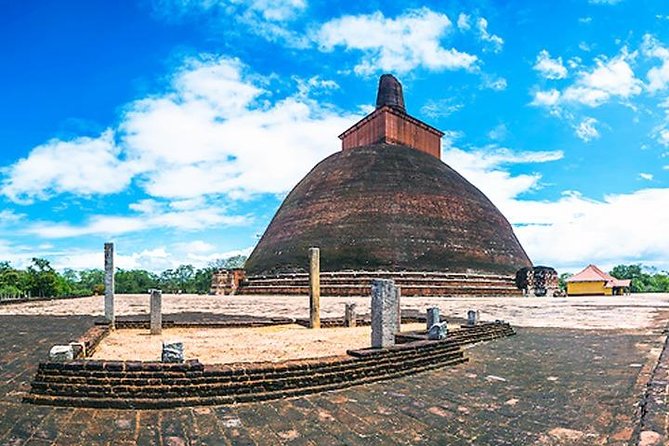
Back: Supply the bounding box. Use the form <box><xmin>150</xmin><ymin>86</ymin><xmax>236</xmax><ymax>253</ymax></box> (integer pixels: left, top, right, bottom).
<box><xmin>1</xmin><ymin>130</ymin><xmax>133</xmax><ymax>204</ymax></box>
<box><xmin>442</xmin><ymin>144</ymin><xmax>564</xmax><ymax>207</ymax></box>
<box><xmin>442</xmin><ymin>140</ymin><xmax>669</xmax><ymax>271</ymax></box>
<box><xmin>574</xmin><ymin>117</ymin><xmax>600</xmax><ymax>142</ymax></box>
<box><xmin>477</xmin><ymin>18</ymin><xmax>504</xmax><ymax>53</ymax></box>
<box><xmin>639</xmin><ymin>173</ymin><xmax>654</xmax><ymax>181</ymax></box>
<box><xmin>24</xmin><ymin>204</ymin><xmax>249</xmax><ymax>239</ymax></box>
<box><xmin>315</xmin><ymin>8</ymin><xmax>478</xmax><ymax>75</ymax></box>
<box><xmin>641</xmin><ymin>34</ymin><xmax>669</xmax><ymax>92</ymax></box>
<box><xmin>532</xmin><ymin>49</ymin><xmax>641</xmax><ymax>108</ymax></box>
<box><xmin>533</xmin><ymin>50</ymin><xmax>568</xmax><ymax>80</ymax></box>
<box><xmin>531</xmin><ymin>89</ymin><xmax>561</xmax><ymax>107</ymax></box>
<box><xmin>456</xmin><ymin>13</ymin><xmax>471</xmax><ymax>31</ymax></box>
<box><xmin>2</xmin><ymin>56</ymin><xmax>360</xmax><ymax>204</ymax></box>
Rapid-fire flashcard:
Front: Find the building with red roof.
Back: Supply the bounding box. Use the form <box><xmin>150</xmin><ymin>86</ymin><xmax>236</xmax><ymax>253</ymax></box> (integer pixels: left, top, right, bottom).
<box><xmin>566</xmin><ymin>264</ymin><xmax>631</xmax><ymax>296</ymax></box>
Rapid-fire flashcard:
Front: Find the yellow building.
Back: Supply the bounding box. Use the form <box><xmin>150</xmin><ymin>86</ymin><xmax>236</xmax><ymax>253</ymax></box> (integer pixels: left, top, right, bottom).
<box><xmin>566</xmin><ymin>264</ymin><xmax>631</xmax><ymax>296</ymax></box>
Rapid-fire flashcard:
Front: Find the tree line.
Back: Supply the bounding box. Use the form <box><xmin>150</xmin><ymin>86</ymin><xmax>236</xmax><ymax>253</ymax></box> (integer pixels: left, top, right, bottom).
<box><xmin>558</xmin><ymin>264</ymin><xmax>669</xmax><ymax>293</ymax></box>
<box><xmin>0</xmin><ymin>255</ymin><xmax>246</xmax><ymax>300</ymax></box>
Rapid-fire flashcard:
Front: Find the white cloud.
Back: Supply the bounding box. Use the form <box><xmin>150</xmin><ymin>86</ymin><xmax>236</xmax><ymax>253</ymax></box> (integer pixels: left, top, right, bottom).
<box><xmin>477</xmin><ymin>18</ymin><xmax>504</xmax><ymax>53</ymax></box>
<box><xmin>482</xmin><ymin>76</ymin><xmax>507</xmax><ymax>91</ymax></box>
<box><xmin>659</xmin><ymin>128</ymin><xmax>669</xmax><ymax>146</ymax></box>
<box><xmin>442</xmin><ymin>145</ymin><xmax>564</xmax><ymax>206</ymax></box>
<box><xmin>533</xmin><ymin>50</ymin><xmax>568</xmax><ymax>80</ymax></box>
<box><xmin>588</xmin><ymin>0</ymin><xmax>623</xmax><ymax>4</ymax></box>
<box><xmin>531</xmin><ymin>89</ymin><xmax>561</xmax><ymax>107</ymax></box>
<box><xmin>153</xmin><ymin>0</ymin><xmax>306</xmax><ymax>20</ymax></box>
<box><xmin>532</xmin><ymin>49</ymin><xmax>642</xmax><ymax>108</ymax></box>
<box><xmin>152</xmin><ymin>0</ymin><xmax>308</xmax><ymax>47</ymax></box>
<box><xmin>639</xmin><ymin>173</ymin><xmax>654</xmax><ymax>181</ymax></box>
<box><xmin>315</xmin><ymin>8</ymin><xmax>478</xmax><ymax>75</ymax></box>
<box><xmin>0</xmin><ymin>210</ymin><xmax>24</xmax><ymax>226</ymax></box>
<box><xmin>574</xmin><ymin>117</ymin><xmax>600</xmax><ymax>142</ymax></box>
<box><xmin>456</xmin><ymin>13</ymin><xmax>471</xmax><ymax>31</ymax></box>
<box><xmin>1</xmin><ymin>130</ymin><xmax>134</xmax><ymax>204</ymax></box>
<box><xmin>442</xmin><ymin>140</ymin><xmax>669</xmax><ymax>271</ymax></box>
<box><xmin>641</xmin><ymin>34</ymin><xmax>669</xmax><ymax>92</ymax></box>
<box><xmin>24</xmin><ymin>203</ymin><xmax>249</xmax><ymax>239</ymax></box>
<box><xmin>49</xmin><ymin>245</ymin><xmax>254</xmax><ymax>272</ymax></box>
<box><xmin>420</xmin><ymin>98</ymin><xmax>463</xmax><ymax>118</ymax></box>
<box><xmin>2</xmin><ymin>56</ymin><xmax>360</xmax><ymax>205</ymax></box>
<box><xmin>563</xmin><ymin>50</ymin><xmax>641</xmax><ymax>106</ymax></box>
<box><xmin>515</xmin><ymin>188</ymin><xmax>669</xmax><ymax>271</ymax></box>
<box><xmin>487</xmin><ymin>123</ymin><xmax>508</xmax><ymax>141</ymax></box>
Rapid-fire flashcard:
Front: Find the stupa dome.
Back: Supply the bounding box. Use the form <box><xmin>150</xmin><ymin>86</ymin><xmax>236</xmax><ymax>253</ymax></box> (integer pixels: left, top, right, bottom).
<box><xmin>244</xmin><ymin>75</ymin><xmax>532</xmax><ymax>278</ymax></box>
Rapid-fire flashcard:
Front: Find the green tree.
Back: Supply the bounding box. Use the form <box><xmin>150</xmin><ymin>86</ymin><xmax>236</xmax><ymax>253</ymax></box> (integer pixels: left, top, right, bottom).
<box><xmin>193</xmin><ymin>267</ymin><xmax>215</xmax><ymax>294</ymax></box>
<box><xmin>174</xmin><ymin>264</ymin><xmax>195</xmax><ymax>293</ymax></box>
<box><xmin>116</xmin><ymin>269</ymin><xmax>159</xmax><ymax>294</ymax></box>
<box><xmin>558</xmin><ymin>272</ymin><xmax>572</xmax><ymax>292</ymax></box>
<box><xmin>79</xmin><ymin>269</ymin><xmax>105</xmax><ymax>295</ymax></box>
<box><xmin>26</xmin><ymin>258</ymin><xmax>59</xmax><ymax>298</ymax></box>
<box><xmin>610</xmin><ymin>264</ymin><xmax>668</xmax><ymax>293</ymax></box>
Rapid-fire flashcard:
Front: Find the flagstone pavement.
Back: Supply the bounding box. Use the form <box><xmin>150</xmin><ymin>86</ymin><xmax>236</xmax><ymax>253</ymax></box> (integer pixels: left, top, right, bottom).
<box><xmin>1</xmin><ymin>295</ymin><xmax>668</xmax><ymax>445</ymax></box>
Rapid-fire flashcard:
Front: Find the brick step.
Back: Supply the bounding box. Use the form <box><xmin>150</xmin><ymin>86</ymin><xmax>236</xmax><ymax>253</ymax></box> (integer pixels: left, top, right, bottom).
<box><xmin>25</xmin><ymin>355</ymin><xmax>469</xmax><ymax>409</ymax></box>
<box><xmin>236</xmin><ymin>285</ymin><xmax>523</xmax><ymax>297</ymax></box>
<box><xmin>33</xmin><ymin>342</ymin><xmax>464</xmax><ymax>388</ymax></box>
<box><xmin>31</xmin><ymin>347</ymin><xmax>466</xmax><ymax>399</ymax></box>
<box><xmin>26</xmin><ymin>323</ymin><xmax>515</xmax><ymax>408</ymax></box>
<box><xmin>33</xmin><ymin>324</ymin><xmax>513</xmax><ymax>384</ymax></box>
<box><xmin>247</xmin><ymin>271</ymin><xmax>516</xmax><ymax>281</ymax></box>
<box><xmin>243</xmin><ymin>277</ymin><xmax>516</xmax><ymax>286</ymax></box>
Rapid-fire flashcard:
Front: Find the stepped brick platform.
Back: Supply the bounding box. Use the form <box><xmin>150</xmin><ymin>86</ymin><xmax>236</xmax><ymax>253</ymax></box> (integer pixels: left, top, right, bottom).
<box><xmin>236</xmin><ymin>271</ymin><xmax>524</xmax><ymax>297</ymax></box>
<box><xmin>24</xmin><ymin>322</ymin><xmax>515</xmax><ymax>409</ymax></box>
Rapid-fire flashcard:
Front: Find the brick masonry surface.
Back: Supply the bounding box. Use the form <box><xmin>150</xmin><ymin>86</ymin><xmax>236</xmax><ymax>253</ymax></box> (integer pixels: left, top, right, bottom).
<box><xmin>0</xmin><ymin>314</ymin><xmax>666</xmax><ymax>445</ymax></box>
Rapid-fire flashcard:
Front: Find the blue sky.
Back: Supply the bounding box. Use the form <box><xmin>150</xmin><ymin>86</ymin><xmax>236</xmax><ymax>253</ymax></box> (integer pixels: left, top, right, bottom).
<box><xmin>1</xmin><ymin>0</ymin><xmax>668</xmax><ymax>273</ymax></box>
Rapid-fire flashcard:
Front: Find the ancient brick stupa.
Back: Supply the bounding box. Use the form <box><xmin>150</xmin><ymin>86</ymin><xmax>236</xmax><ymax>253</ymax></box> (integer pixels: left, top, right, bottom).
<box><xmin>239</xmin><ymin>74</ymin><xmax>532</xmax><ymax>297</ymax></box>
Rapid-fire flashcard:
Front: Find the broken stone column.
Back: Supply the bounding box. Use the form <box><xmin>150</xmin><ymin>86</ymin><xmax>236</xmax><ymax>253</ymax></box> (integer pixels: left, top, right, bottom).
<box><xmin>426</xmin><ymin>307</ymin><xmax>440</xmax><ymax>330</ymax></box>
<box><xmin>162</xmin><ymin>340</ymin><xmax>184</xmax><ymax>363</ymax></box>
<box><xmin>49</xmin><ymin>345</ymin><xmax>74</xmax><ymax>362</ymax></box>
<box><xmin>344</xmin><ymin>303</ymin><xmax>357</xmax><ymax>327</ymax></box>
<box><xmin>428</xmin><ymin>322</ymin><xmax>448</xmax><ymax>340</ymax></box>
<box><xmin>150</xmin><ymin>289</ymin><xmax>162</xmax><ymax>335</ymax></box>
<box><xmin>309</xmin><ymin>247</ymin><xmax>321</xmax><ymax>329</ymax></box>
<box><xmin>104</xmin><ymin>242</ymin><xmax>115</xmax><ymax>328</ymax></box>
<box><xmin>467</xmin><ymin>310</ymin><xmax>479</xmax><ymax>326</ymax></box>
<box><xmin>371</xmin><ymin>279</ymin><xmax>399</xmax><ymax>348</ymax></box>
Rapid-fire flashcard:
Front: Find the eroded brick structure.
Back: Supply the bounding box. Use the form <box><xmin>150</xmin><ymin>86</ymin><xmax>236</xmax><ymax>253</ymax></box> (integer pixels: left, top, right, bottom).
<box><xmin>240</xmin><ymin>74</ymin><xmax>532</xmax><ymax>296</ymax></box>
<box><xmin>339</xmin><ymin>75</ymin><xmax>443</xmax><ymax>159</ymax></box>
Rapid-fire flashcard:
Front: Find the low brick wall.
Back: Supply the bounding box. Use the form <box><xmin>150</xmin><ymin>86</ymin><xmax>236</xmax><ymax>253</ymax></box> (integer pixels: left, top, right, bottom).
<box><xmin>24</xmin><ymin>322</ymin><xmax>515</xmax><ymax>409</ymax></box>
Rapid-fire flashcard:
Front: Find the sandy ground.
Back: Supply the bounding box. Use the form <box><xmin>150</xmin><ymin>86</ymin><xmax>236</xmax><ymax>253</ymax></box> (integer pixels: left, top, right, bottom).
<box><xmin>91</xmin><ymin>322</ymin><xmax>427</xmax><ymax>363</ymax></box>
<box><xmin>2</xmin><ymin>293</ymin><xmax>669</xmax><ymax>330</ymax></box>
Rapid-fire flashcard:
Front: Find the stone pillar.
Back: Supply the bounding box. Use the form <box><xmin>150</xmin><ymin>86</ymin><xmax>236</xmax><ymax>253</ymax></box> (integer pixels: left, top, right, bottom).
<box><xmin>344</xmin><ymin>303</ymin><xmax>357</xmax><ymax>327</ymax></box>
<box><xmin>104</xmin><ymin>242</ymin><xmax>115</xmax><ymax>328</ymax></box>
<box><xmin>309</xmin><ymin>247</ymin><xmax>321</xmax><ymax>329</ymax></box>
<box><xmin>427</xmin><ymin>307</ymin><xmax>440</xmax><ymax>330</ymax></box>
<box><xmin>371</xmin><ymin>279</ymin><xmax>399</xmax><ymax>348</ymax></box>
<box><xmin>396</xmin><ymin>286</ymin><xmax>402</xmax><ymax>331</ymax></box>
<box><xmin>467</xmin><ymin>310</ymin><xmax>478</xmax><ymax>326</ymax></box>
<box><xmin>150</xmin><ymin>289</ymin><xmax>162</xmax><ymax>335</ymax></box>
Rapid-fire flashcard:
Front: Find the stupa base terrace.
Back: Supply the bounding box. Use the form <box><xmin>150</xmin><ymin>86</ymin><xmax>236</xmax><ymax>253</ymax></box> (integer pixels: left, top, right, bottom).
<box><xmin>234</xmin><ymin>271</ymin><xmax>524</xmax><ymax>297</ymax></box>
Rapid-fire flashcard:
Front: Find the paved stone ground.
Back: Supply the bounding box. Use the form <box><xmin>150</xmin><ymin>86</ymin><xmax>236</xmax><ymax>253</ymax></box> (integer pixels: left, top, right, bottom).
<box><xmin>1</xmin><ymin>312</ymin><xmax>666</xmax><ymax>445</ymax></box>
<box><xmin>3</xmin><ymin>293</ymin><xmax>669</xmax><ymax>329</ymax></box>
